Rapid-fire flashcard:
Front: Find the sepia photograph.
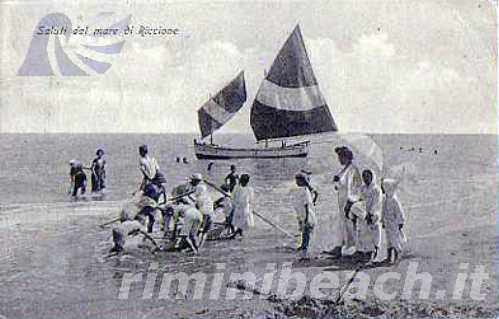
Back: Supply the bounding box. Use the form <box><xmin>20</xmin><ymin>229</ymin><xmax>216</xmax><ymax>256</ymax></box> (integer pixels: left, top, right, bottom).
<box><xmin>0</xmin><ymin>0</ymin><xmax>497</xmax><ymax>318</ymax></box>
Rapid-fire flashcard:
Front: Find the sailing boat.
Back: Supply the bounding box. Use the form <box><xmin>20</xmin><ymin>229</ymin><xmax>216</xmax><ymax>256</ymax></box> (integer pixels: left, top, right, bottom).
<box><xmin>193</xmin><ymin>25</ymin><xmax>338</xmax><ymax>159</ymax></box>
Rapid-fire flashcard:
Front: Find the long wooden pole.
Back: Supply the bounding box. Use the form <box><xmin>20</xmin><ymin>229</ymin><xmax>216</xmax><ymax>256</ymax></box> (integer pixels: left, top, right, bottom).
<box><xmin>252</xmin><ymin>211</ymin><xmax>295</xmax><ymax>240</ymax></box>
<box><xmin>168</xmin><ymin>190</ymin><xmax>196</xmax><ymax>202</ymax></box>
<box><xmin>99</xmin><ymin>217</ymin><xmax>120</xmax><ymax>228</ymax></box>
<box><xmin>203</xmin><ymin>179</ymin><xmax>295</xmax><ymax>240</ymax></box>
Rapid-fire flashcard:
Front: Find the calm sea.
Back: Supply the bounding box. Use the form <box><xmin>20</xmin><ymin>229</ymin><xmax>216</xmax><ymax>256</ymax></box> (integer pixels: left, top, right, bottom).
<box><xmin>0</xmin><ymin>133</ymin><xmax>495</xmax><ymax>205</ymax></box>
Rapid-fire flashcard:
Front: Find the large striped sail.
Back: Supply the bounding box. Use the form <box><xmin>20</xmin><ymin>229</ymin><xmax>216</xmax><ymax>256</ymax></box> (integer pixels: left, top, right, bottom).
<box><xmin>250</xmin><ymin>25</ymin><xmax>337</xmax><ymax>141</ymax></box>
<box><xmin>198</xmin><ymin>71</ymin><xmax>247</xmax><ymax>139</ymax></box>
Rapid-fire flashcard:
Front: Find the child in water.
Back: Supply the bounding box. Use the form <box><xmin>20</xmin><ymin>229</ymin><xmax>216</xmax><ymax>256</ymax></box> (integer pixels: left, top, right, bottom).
<box><xmin>69</xmin><ymin>160</ymin><xmax>87</xmax><ymax>197</ymax></box>
<box><xmin>381</xmin><ymin>178</ymin><xmax>407</xmax><ymax>264</ymax></box>
<box><xmin>91</xmin><ymin>149</ymin><xmax>106</xmax><ymax>192</ymax></box>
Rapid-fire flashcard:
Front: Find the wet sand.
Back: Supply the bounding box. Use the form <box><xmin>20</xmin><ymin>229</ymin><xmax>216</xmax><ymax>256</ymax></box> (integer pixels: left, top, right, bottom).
<box><xmin>0</xmin><ymin>171</ymin><xmax>497</xmax><ymax>318</ymax></box>
<box><xmin>0</xmin><ymin>134</ymin><xmax>497</xmax><ymax>318</ymax></box>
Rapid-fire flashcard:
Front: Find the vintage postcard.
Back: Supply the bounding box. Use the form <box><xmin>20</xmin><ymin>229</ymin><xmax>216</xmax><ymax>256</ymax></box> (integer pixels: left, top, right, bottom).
<box><xmin>0</xmin><ymin>0</ymin><xmax>497</xmax><ymax>318</ymax></box>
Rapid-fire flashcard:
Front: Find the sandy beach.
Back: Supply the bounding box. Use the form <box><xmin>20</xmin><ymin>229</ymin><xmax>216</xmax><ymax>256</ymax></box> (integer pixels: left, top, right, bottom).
<box><xmin>0</xmin><ymin>133</ymin><xmax>497</xmax><ymax>318</ymax></box>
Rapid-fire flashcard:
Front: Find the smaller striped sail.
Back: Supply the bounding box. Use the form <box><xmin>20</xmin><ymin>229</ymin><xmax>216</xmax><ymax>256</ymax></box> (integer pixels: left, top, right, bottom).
<box><xmin>250</xmin><ymin>25</ymin><xmax>338</xmax><ymax>141</ymax></box>
<box><xmin>198</xmin><ymin>71</ymin><xmax>247</xmax><ymax>139</ymax></box>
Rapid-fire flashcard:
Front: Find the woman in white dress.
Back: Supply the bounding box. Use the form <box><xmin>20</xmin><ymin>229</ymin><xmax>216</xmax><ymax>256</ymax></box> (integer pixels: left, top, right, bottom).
<box><xmin>332</xmin><ymin>146</ymin><xmax>362</xmax><ymax>257</ymax></box>
<box><xmin>229</xmin><ymin>174</ymin><xmax>254</xmax><ymax>239</ymax></box>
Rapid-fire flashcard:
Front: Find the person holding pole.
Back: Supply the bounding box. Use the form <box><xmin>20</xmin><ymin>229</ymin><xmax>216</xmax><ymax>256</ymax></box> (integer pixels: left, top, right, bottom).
<box><xmin>294</xmin><ymin>171</ymin><xmax>316</xmax><ymax>259</ymax></box>
<box><xmin>203</xmin><ymin>178</ymin><xmax>295</xmax><ymax>241</ymax></box>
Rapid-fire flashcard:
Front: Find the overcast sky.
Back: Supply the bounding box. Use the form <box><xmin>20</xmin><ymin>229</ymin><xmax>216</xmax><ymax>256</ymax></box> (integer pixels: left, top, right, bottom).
<box><xmin>0</xmin><ymin>0</ymin><xmax>496</xmax><ymax>134</ymax></box>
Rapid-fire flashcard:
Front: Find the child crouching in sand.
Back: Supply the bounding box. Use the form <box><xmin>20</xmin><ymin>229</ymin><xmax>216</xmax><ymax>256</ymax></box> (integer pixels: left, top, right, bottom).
<box><xmin>381</xmin><ymin>178</ymin><xmax>407</xmax><ymax>264</ymax></box>
<box><xmin>109</xmin><ymin>208</ymin><xmax>160</xmax><ymax>254</ymax></box>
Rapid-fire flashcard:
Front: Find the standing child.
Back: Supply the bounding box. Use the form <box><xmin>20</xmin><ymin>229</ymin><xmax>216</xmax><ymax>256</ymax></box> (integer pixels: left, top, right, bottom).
<box><xmin>381</xmin><ymin>178</ymin><xmax>406</xmax><ymax>264</ymax></box>
<box><xmin>359</xmin><ymin>169</ymin><xmax>382</xmax><ymax>262</ymax></box>
<box><xmin>294</xmin><ymin>172</ymin><xmax>316</xmax><ymax>259</ymax></box>
<box><xmin>91</xmin><ymin>149</ymin><xmax>106</xmax><ymax>193</ymax></box>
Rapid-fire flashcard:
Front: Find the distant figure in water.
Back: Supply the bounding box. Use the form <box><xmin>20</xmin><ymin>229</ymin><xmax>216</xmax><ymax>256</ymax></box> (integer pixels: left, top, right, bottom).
<box><xmin>400</xmin><ymin>146</ymin><xmax>404</xmax><ymax>150</ymax></box>
<box><xmin>418</xmin><ymin>147</ymin><xmax>423</xmax><ymax>153</ymax></box>
<box><xmin>91</xmin><ymin>149</ymin><xmax>106</xmax><ymax>193</ymax></box>
<box><xmin>225</xmin><ymin>164</ymin><xmax>239</xmax><ymax>193</ymax></box>
<box><xmin>207</xmin><ymin>162</ymin><xmax>214</xmax><ymax>171</ymax></box>
<box><xmin>69</xmin><ymin>160</ymin><xmax>87</xmax><ymax>197</ymax></box>
<box><xmin>434</xmin><ymin>150</ymin><xmax>438</xmax><ymax>155</ymax></box>
<box><xmin>183</xmin><ymin>157</ymin><xmax>189</xmax><ymax>164</ymax></box>
<box><xmin>176</xmin><ymin>157</ymin><xmax>181</xmax><ymax>163</ymax></box>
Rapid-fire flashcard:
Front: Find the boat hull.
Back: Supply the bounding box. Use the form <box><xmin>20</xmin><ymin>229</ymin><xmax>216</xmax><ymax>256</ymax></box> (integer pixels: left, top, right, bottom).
<box><xmin>194</xmin><ymin>140</ymin><xmax>309</xmax><ymax>159</ymax></box>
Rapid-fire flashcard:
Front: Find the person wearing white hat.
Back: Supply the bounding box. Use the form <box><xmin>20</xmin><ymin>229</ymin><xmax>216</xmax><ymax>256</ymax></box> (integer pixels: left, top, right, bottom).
<box><xmin>381</xmin><ymin>178</ymin><xmax>406</xmax><ymax>264</ymax></box>
<box><xmin>188</xmin><ymin>173</ymin><xmax>213</xmax><ymax>248</ymax></box>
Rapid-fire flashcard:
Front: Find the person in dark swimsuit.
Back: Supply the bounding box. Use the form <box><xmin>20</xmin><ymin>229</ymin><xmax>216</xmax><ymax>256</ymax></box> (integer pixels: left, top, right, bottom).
<box><xmin>224</xmin><ymin>165</ymin><xmax>239</xmax><ymax>192</ymax></box>
<box><xmin>91</xmin><ymin>149</ymin><xmax>106</xmax><ymax>192</ymax></box>
<box><xmin>69</xmin><ymin>161</ymin><xmax>87</xmax><ymax>197</ymax></box>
